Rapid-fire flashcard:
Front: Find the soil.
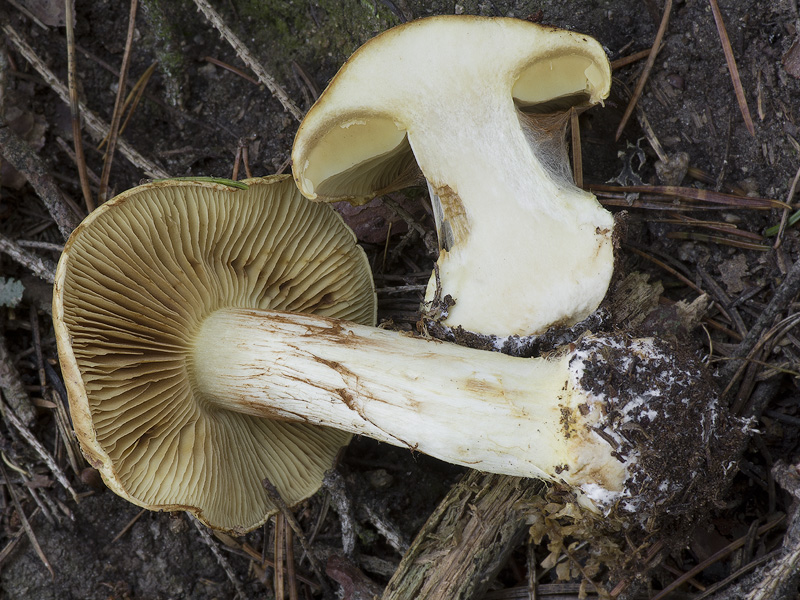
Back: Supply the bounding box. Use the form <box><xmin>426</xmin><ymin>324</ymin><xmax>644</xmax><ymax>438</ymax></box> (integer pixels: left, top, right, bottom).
<box><xmin>2</xmin><ymin>0</ymin><xmax>800</xmax><ymax>599</ymax></box>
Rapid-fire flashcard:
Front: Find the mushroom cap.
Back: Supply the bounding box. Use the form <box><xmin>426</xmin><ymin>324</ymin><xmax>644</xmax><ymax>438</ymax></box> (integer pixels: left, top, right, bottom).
<box><xmin>53</xmin><ymin>175</ymin><xmax>377</xmax><ymax>533</ymax></box>
<box><xmin>292</xmin><ymin>15</ymin><xmax>612</xmax><ymax>204</ymax></box>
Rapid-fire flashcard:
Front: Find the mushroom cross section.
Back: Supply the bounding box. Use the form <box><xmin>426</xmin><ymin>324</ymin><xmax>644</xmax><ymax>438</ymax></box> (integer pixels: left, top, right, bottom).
<box><xmin>53</xmin><ymin>175</ymin><xmax>377</xmax><ymax>533</ymax></box>
<box><xmin>292</xmin><ymin>15</ymin><xmax>615</xmax><ymax>337</ymax></box>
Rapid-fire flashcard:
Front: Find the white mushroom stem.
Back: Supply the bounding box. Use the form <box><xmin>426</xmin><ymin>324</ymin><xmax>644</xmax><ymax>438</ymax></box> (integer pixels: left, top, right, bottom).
<box><xmin>192</xmin><ymin>307</ymin><xmax>716</xmax><ymax>511</ymax></box>
<box><xmin>292</xmin><ymin>17</ymin><xmax>617</xmax><ymax>337</ymax></box>
<box><xmin>413</xmin><ymin>96</ymin><xmax>615</xmax><ymax>336</ymax></box>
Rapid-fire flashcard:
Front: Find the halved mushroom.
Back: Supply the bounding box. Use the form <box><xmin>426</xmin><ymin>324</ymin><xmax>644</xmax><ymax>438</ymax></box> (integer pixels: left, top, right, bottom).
<box><xmin>53</xmin><ymin>175</ymin><xmax>376</xmax><ymax>533</ymax></box>
<box><xmin>55</xmin><ymin>175</ymin><xmax>744</xmax><ymax>531</ymax></box>
<box><xmin>292</xmin><ymin>15</ymin><xmax>615</xmax><ymax>337</ymax></box>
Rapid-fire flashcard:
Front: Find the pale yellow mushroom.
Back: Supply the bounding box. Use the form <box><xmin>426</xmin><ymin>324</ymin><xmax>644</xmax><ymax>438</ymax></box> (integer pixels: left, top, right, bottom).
<box><xmin>293</xmin><ymin>15</ymin><xmax>615</xmax><ymax>337</ymax></box>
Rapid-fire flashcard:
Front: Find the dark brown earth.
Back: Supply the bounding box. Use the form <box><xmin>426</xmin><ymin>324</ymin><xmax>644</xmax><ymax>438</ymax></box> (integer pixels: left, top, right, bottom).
<box><xmin>2</xmin><ymin>0</ymin><xmax>800</xmax><ymax>598</ymax></box>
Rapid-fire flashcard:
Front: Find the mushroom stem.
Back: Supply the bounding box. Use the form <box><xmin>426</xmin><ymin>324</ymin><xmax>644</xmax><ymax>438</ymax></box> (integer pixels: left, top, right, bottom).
<box><xmin>193</xmin><ymin>307</ymin><xmax>739</xmax><ymax>512</ymax></box>
<box><xmin>413</xmin><ymin>100</ymin><xmax>615</xmax><ymax>336</ymax></box>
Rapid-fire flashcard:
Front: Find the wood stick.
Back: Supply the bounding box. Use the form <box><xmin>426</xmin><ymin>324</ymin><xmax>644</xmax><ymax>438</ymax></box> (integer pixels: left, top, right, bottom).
<box><xmin>0</xmin><ymin>125</ymin><xmax>82</xmax><ymax>239</ymax></box>
<box><xmin>615</xmin><ymin>0</ymin><xmax>672</xmax><ymax>141</ymax></box>
<box><xmin>0</xmin><ymin>461</ymin><xmax>54</xmax><ymax>578</ymax></box>
<box><xmin>263</xmin><ymin>477</ymin><xmax>334</xmax><ymax>599</ymax></box>
<box><xmin>708</xmin><ymin>0</ymin><xmax>755</xmax><ymax>136</ymax></box>
<box><xmin>610</xmin><ymin>47</ymin><xmax>653</xmax><ymax>70</ymax></box>
<box><xmin>1</xmin><ymin>399</ymin><xmax>80</xmax><ymax>503</ymax></box>
<box><xmin>191</xmin><ymin>516</ymin><xmax>247</xmax><ymax>599</ymax></box>
<box><xmin>64</xmin><ymin>0</ymin><xmax>94</xmax><ymax>212</ymax></box>
<box><xmin>286</xmin><ymin>526</ymin><xmax>299</xmax><ymax>600</ymax></box>
<box><xmin>381</xmin><ymin>472</ymin><xmax>543</xmax><ymax>600</ymax></box>
<box><xmin>97</xmin><ymin>0</ymin><xmax>139</xmax><ymax>204</ymax></box>
<box><xmin>0</xmin><ymin>233</ymin><xmax>57</xmax><ymax>283</ymax></box>
<box><xmin>719</xmin><ymin>255</ymin><xmax>800</xmax><ymax>385</ymax></box>
<box><xmin>275</xmin><ymin>514</ymin><xmax>286</xmax><ymax>599</ymax></box>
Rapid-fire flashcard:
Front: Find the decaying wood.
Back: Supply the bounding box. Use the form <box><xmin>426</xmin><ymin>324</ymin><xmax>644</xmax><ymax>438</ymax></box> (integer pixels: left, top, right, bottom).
<box><xmin>381</xmin><ymin>472</ymin><xmax>543</xmax><ymax>600</ymax></box>
<box><xmin>0</xmin><ymin>232</ymin><xmax>57</xmax><ymax>283</ymax></box>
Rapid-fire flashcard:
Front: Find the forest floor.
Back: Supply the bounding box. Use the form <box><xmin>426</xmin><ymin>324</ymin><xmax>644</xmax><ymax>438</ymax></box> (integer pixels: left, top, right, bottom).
<box><xmin>2</xmin><ymin>0</ymin><xmax>800</xmax><ymax>598</ymax></box>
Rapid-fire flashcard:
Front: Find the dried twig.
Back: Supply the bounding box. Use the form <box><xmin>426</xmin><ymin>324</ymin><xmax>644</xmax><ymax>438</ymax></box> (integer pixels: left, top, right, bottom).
<box><xmin>708</xmin><ymin>0</ymin><xmax>755</xmax><ymax>136</ymax></box>
<box><xmin>382</xmin><ymin>472</ymin><xmax>542</xmax><ymax>600</ymax></box>
<box><xmin>719</xmin><ymin>255</ymin><xmax>800</xmax><ymax>385</ymax></box>
<box><xmin>627</xmin><ymin>245</ymin><xmax>706</xmax><ymax>297</ymax></box>
<box><xmin>114</xmin><ymin>62</ymin><xmax>157</xmax><ymax>141</ymax></box>
<box><xmin>727</xmin><ymin>312</ymin><xmax>800</xmax><ymax>413</ymax></box>
<box><xmin>615</xmin><ymin>0</ymin><xmax>672</xmax><ymax>140</ymax></box>
<box><xmin>212</xmin><ymin>530</ymin><xmax>321</xmax><ymax>590</ymax></box>
<box><xmin>55</xmin><ymin>136</ymin><xmax>101</xmax><ymax>189</ymax></box>
<box><xmin>590</xmin><ymin>183</ymin><xmax>784</xmax><ymax>210</ymax></box>
<box><xmin>381</xmin><ymin>196</ymin><xmax>437</xmax><ymax>256</ymax></box>
<box><xmin>49</xmin><ymin>387</ymin><xmax>83</xmax><ymax>477</ymax></box>
<box><xmin>694</xmin><ymin>550</ymin><xmax>781</xmax><ymax>599</ymax></box>
<box><xmin>3</xmin><ymin>24</ymin><xmax>169</xmax><ymax>179</ymax></box>
<box><xmin>30</xmin><ymin>306</ymin><xmax>46</xmax><ymax>396</ymax></box>
<box><xmin>660</xmin><ymin>215</ymin><xmax>763</xmax><ymax>241</ymax></box>
<box><xmin>0</xmin><ymin>508</ymin><xmax>38</xmax><ymax>569</ymax></box>
<box><xmin>322</xmin><ymin>470</ymin><xmax>357</xmax><ymax>558</ymax></box>
<box><xmin>64</xmin><ymin>0</ymin><xmax>94</xmax><ymax>212</ymax></box>
<box><xmin>0</xmin><ymin>233</ymin><xmax>57</xmax><ymax>283</ymax></box>
<box><xmin>610</xmin><ymin>47</ymin><xmax>654</xmax><ymax>70</ymax></box>
<box><xmin>361</xmin><ymin>504</ymin><xmax>409</xmax><ymax>555</ymax></box>
<box><xmin>286</xmin><ymin>526</ymin><xmax>299</xmax><ymax>600</ymax></box>
<box><xmin>192</xmin><ymin>0</ymin><xmax>304</xmax><ymax>121</ymax></box>
<box><xmin>97</xmin><ymin>0</ymin><xmax>139</xmax><ymax>204</ymax></box>
<box><xmin>262</xmin><ymin>477</ymin><xmax>334</xmax><ymax>599</ymax></box>
<box><xmin>1</xmin><ymin>399</ymin><xmax>80</xmax><ymax>503</ymax></box>
<box><xmin>241</xmin><ymin>144</ymin><xmax>252</xmax><ymax>178</ymax></box>
<box><xmin>110</xmin><ymin>508</ymin><xmax>147</xmax><ymax>544</ymax></box>
<box><xmin>0</xmin><ymin>125</ymin><xmax>82</xmax><ymax>239</ymax></box>
<box><xmin>650</xmin><ymin>515</ymin><xmax>785</xmax><ymax>600</ymax></box>
<box><xmin>0</xmin><ymin>48</ymin><xmax>8</xmax><ymax>117</ymax></box>
<box><xmin>665</xmin><ymin>231</ymin><xmax>767</xmax><ymax>251</ymax></box>
<box><xmin>203</xmin><ymin>56</ymin><xmax>259</xmax><ymax>84</ymax></box>
<box><xmin>0</xmin><ymin>460</ymin><xmax>54</xmax><ymax>578</ymax></box>
<box><xmin>769</xmin><ymin>162</ymin><xmax>800</xmax><ymax>244</ymax></box>
<box><xmin>191</xmin><ymin>516</ymin><xmax>247</xmax><ymax>599</ymax></box>
<box><xmin>274</xmin><ymin>514</ymin><xmax>286</xmax><ymax>599</ymax></box>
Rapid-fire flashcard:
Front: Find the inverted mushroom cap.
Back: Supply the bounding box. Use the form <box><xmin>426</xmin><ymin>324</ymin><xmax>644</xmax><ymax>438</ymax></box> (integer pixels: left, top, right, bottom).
<box><xmin>53</xmin><ymin>175</ymin><xmax>377</xmax><ymax>533</ymax></box>
<box><xmin>292</xmin><ymin>15</ymin><xmax>615</xmax><ymax>337</ymax></box>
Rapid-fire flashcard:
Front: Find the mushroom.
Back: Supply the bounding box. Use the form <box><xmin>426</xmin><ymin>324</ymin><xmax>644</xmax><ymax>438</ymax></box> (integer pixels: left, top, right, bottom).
<box><xmin>55</xmin><ymin>175</ymin><xmax>744</xmax><ymax>530</ymax></box>
<box><xmin>292</xmin><ymin>15</ymin><xmax>616</xmax><ymax>337</ymax></box>
<box><xmin>53</xmin><ymin>175</ymin><xmax>377</xmax><ymax>533</ymax></box>
<box><xmin>193</xmin><ymin>310</ymin><xmax>744</xmax><ymax>520</ymax></box>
